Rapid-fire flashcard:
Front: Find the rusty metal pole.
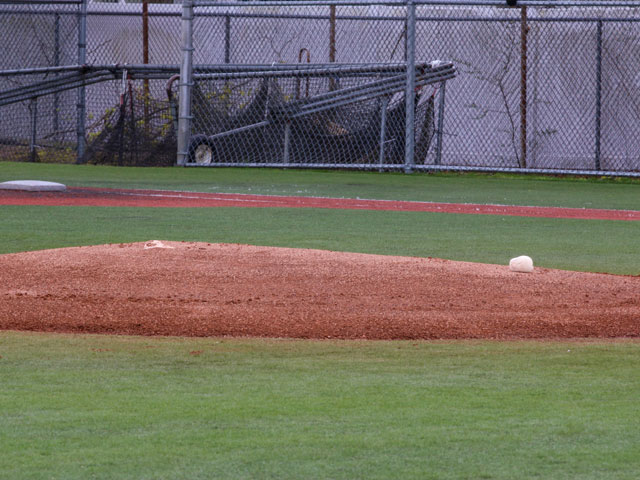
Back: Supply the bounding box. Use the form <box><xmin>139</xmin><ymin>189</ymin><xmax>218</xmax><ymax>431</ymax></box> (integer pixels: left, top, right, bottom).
<box><xmin>329</xmin><ymin>5</ymin><xmax>337</xmax><ymax>91</ymax></box>
<box><xmin>143</xmin><ymin>0</ymin><xmax>150</xmax><ymax>133</ymax></box>
<box><xmin>76</xmin><ymin>0</ymin><xmax>87</xmax><ymax>163</ymax></box>
<box><xmin>519</xmin><ymin>5</ymin><xmax>528</xmax><ymax>168</ymax></box>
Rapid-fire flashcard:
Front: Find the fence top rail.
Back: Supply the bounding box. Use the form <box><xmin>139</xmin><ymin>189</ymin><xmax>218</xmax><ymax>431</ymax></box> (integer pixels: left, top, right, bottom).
<box><xmin>1</xmin><ymin>0</ymin><xmax>640</xmax><ymax>8</ymax></box>
<box><xmin>194</xmin><ymin>0</ymin><xmax>405</xmax><ymax>6</ymax></box>
<box><xmin>193</xmin><ymin>0</ymin><xmax>640</xmax><ymax>7</ymax></box>
<box><xmin>0</xmin><ymin>0</ymin><xmax>81</xmax><ymax>4</ymax></box>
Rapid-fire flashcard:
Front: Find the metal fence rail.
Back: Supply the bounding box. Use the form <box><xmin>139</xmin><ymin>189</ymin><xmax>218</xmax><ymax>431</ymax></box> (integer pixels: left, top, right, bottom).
<box><xmin>1</xmin><ymin>0</ymin><xmax>640</xmax><ymax>175</ymax></box>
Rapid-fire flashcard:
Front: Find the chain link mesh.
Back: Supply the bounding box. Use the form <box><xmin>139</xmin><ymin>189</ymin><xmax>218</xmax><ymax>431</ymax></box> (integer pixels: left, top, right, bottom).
<box><xmin>186</xmin><ymin>70</ymin><xmax>437</xmax><ymax>167</ymax></box>
<box><xmin>0</xmin><ymin>1</ymin><xmax>79</xmax><ymax>162</ymax></box>
<box><xmin>1</xmin><ymin>1</ymin><xmax>640</xmax><ymax>174</ymax></box>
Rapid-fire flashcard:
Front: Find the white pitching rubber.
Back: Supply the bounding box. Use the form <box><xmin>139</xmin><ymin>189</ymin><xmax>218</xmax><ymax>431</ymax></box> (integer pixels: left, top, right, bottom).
<box><xmin>144</xmin><ymin>240</ymin><xmax>174</xmax><ymax>250</ymax></box>
<box><xmin>509</xmin><ymin>255</ymin><xmax>534</xmax><ymax>273</ymax></box>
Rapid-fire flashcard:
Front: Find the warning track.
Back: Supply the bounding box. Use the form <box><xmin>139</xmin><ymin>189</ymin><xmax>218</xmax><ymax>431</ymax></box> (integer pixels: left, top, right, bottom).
<box><xmin>1</xmin><ymin>186</ymin><xmax>640</xmax><ymax>221</ymax></box>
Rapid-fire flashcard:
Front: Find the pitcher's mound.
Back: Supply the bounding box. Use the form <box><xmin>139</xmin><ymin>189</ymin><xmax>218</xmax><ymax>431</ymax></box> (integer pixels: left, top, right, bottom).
<box><xmin>1</xmin><ymin>242</ymin><xmax>638</xmax><ymax>339</ymax></box>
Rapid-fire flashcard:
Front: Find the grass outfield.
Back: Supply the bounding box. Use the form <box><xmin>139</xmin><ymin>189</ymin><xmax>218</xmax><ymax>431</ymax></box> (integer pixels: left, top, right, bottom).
<box><xmin>2</xmin><ymin>205</ymin><xmax>639</xmax><ymax>274</ymax></box>
<box><xmin>1</xmin><ymin>165</ymin><xmax>639</xmax><ymax>478</ymax></box>
<box><xmin>2</xmin><ymin>161</ymin><xmax>640</xmax><ymax>209</ymax></box>
<box><xmin>1</xmin><ymin>332</ymin><xmax>639</xmax><ymax>480</ymax></box>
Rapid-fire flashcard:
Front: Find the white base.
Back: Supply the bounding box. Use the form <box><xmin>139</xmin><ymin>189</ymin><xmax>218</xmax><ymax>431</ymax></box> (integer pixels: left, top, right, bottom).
<box><xmin>0</xmin><ymin>180</ymin><xmax>67</xmax><ymax>192</ymax></box>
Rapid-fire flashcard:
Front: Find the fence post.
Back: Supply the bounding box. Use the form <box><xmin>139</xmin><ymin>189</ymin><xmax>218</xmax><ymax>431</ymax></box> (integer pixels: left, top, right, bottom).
<box><xmin>519</xmin><ymin>5</ymin><xmax>528</xmax><ymax>169</ymax></box>
<box><xmin>224</xmin><ymin>14</ymin><xmax>231</xmax><ymax>63</ymax></box>
<box><xmin>283</xmin><ymin>122</ymin><xmax>291</xmax><ymax>165</ymax></box>
<box><xmin>30</xmin><ymin>98</ymin><xmax>38</xmax><ymax>163</ymax></box>
<box><xmin>378</xmin><ymin>96</ymin><xmax>389</xmax><ymax>171</ymax></box>
<box><xmin>76</xmin><ymin>0</ymin><xmax>87</xmax><ymax>163</ymax></box>
<box><xmin>435</xmin><ymin>81</ymin><xmax>446</xmax><ymax>166</ymax></box>
<box><xmin>53</xmin><ymin>13</ymin><xmax>60</xmax><ymax>135</ymax></box>
<box><xmin>404</xmin><ymin>0</ymin><xmax>416</xmax><ymax>174</ymax></box>
<box><xmin>142</xmin><ymin>0</ymin><xmax>150</xmax><ymax>132</ymax></box>
<box><xmin>595</xmin><ymin>20</ymin><xmax>602</xmax><ymax>171</ymax></box>
<box><xmin>177</xmin><ymin>0</ymin><xmax>194</xmax><ymax>166</ymax></box>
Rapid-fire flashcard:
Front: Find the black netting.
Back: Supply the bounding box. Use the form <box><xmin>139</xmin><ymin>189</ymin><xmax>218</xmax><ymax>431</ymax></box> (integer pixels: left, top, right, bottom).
<box><xmin>81</xmin><ymin>80</ymin><xmax>176</xmax><ymax>166</ymax></box>
<box><xmin>186</xmin><ymin>74</ymin><xmax>435</xmax><ymax>167</ymax></box>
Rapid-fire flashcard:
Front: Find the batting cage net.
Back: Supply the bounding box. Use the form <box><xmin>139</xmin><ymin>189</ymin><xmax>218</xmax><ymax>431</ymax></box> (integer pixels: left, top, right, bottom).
<box><xmin>81</xmin><ymin>78</ymin><xmax>177</xmax><ymax>167</ymax></box>
<box><xmin>183</xmin><ymin>62</ymin><xmax>450</xmax><ymax>169</ymax></box>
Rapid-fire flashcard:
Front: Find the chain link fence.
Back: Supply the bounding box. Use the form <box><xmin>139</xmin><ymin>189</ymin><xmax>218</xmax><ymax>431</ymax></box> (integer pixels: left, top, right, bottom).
<box><xmin>0</xmin><ymin>0</ymin><xmax>81</xmax><ymax>162</ymax></box>
<box><xmin>1</xmin><ymin>1</ymin><xmax>640</xmax><ymax>175</ymax></box>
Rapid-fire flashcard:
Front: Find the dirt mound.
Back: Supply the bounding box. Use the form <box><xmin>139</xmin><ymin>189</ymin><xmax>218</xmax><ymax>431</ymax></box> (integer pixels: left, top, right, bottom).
<box><xmin>1</xmin><ymin>242</ymin><xmax>639</xmax><ymax>339</ymax></box>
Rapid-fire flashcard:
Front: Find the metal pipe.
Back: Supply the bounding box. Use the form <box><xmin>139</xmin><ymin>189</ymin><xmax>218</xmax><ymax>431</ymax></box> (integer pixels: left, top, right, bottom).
<box><xmin>3</xmin><ymin>0</ymin><xmax>81</xmax><ymax>3</ymax></box>
<box><xmin>294</xmin><ymin>73</ymin><xmax>407</xmax><ymax>106</ymax></box>
<box><xmin>278</xmin><ymin>66</ymin><xmax>453</xmax><ymax>105</ymax></box>
<box><xmin>224</xmin><ymin>14</ymin><xmax>231</xmax><ymax>63</ymax></box>
<box><xmin>329</xmin><ymin>5</ymin><xmax>337</xmax><ymax>91</ymax></box>
<box><xmin>76</xmin><ymin>0</ymin><xmax>87</xmax><ymax>163</ymax></box>
<box><xmin>269</xmin><ymin>74</ymin><xmax>455</xmax><ymax>123</ymax></box>
<box><xmin>0</xmin><ymin>65</ymin><xmax>94</xmax><ymax>76</ymax></box>
<box><xmin>0</xmin><ymin>66</ymin><xmax>453</xmax><ymax>109</ymax></box>
<box><xmin>296</xmin><ymin>48</ymin><xmax>312</xmax><ymax>99</ymax></box>
<box><xmin>53</xmin><ymin>13</ymin><xmax>60</xmax><ymax>135</ymax></box>
<box><xmin>435</xmin><ymin>82</ymin><xmax>446</xmax><ymax>165</ymax></box>
<box><xmin>142</xmin><ymin>0</ymin><xmax>150</xmax><ymax>133</ymax></box>
<box><xmin>30</xmin><ymin>98</ymin><xmax>38</xmax><ymax>163</ymax></box>
<box><xmin>195</xmin><ymin>0</ymin><xmax>407</xmax><ymax>7</ymax></box>
<box><xmin>595</xmin><ymin>20</ymin><xmax>603</xmax><ymax>171</ymax></box>
<box><xmin>403</xmin><ymin>0</ymin><xmax>416</xmax><ymax>173</ymax></box>
<box><xmin>289</xmin><ymin>71</ymin><xmax>454</xmax><ymax>115</ymax></box>
<box><xmin>519</xmin><ymin>5</ymin><xmax>528</xmax><ymax>168</ymax></box>
<box><xmin>531</xmin><ymin>19</ymin><xmax>539</xmax><ymax>167</ymax></box>
<box><xmin>177</xmin><ymin>0</ymin><xmax>194</xmax><ymax>166</ymax></box>
<box><xmin>415</xmin><ymin>0</ymin><xmax>640</xmax><ymax>5</ymax></box>
<box><xmin>193</xmin><ymin>62</ymin><xmax>432</xmax><ymax>73</ymax></box>
<box><xmin>283</xmin><ymin>122</ymin><xmax>292</xmax><ymax>164</ymax></box>
<box><xmin>0</xmin><ymin>76</ymin><xmax>112</xmax><ymax>107</ymax></box>
<box><xmin>281</xmin><ymin>74</ymin><xmax>450</xmax><ymax>116</ymax></box>
<box><xmin>378</xmin><ymin>96</ymin><xmax>389</xmax><ymax>171</ymax></box>
<box><xmin>0</xmin><ymin>71</ymin><xmax>110</xmax><ymax>105</ymax></box>
<box><xmin>193</xmin><ymin>0</ymin><xmax>640</xmax><ymax>5</ymax></box>
<box><xmin>7</xmin><ymin>7</ymin><xmax>640</xmax><ymax>24</ymax></box>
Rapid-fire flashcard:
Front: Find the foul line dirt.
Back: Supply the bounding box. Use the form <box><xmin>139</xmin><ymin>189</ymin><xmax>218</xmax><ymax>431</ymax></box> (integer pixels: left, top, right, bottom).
<box><xmin>1</xmin><ymin>186</ymin><xmax>640</xmax><ymax>221</ymax></box>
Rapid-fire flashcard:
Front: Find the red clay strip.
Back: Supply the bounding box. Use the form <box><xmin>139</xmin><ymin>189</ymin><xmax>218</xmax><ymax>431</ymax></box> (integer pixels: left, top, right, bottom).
<box><xmin>1</xmin><ymin>186</ymin><xmax>639</xmax><ymax>221</ymax></box>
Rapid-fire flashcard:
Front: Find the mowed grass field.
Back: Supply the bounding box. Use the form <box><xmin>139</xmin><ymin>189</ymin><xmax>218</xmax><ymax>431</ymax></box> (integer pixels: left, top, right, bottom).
<box><xmin>1</xmin><ymin>163</ymin><xmax>640</xmax><ymax>479</ymax></box>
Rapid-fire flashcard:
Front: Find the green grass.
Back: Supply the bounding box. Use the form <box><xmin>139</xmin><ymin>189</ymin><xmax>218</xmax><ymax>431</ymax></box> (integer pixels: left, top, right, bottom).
<box><xmin>2</xmin><ymin>162</ymin><xmax>640</xmax><ymax>209</ymax></box>
<box><xmin>1</xmin><ymin>332</ymin><xmax>639</xmax><ymax>480</ymax></box>
<box><xmin>2</xmin><ymin>164</ymin><xmax>640</xmax><ymax>478</ymax></box>
<box><xmin>2</xmin><ymin>205</ymin><xmax>639</xmax><ymax>274</ymax></box>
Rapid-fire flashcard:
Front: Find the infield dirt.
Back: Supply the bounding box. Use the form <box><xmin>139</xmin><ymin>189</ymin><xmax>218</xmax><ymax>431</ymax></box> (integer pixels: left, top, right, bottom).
<box><xmin>1</xmin><ymin>241</ymin><xmax>639</xmax><ymax>339</ymax></box>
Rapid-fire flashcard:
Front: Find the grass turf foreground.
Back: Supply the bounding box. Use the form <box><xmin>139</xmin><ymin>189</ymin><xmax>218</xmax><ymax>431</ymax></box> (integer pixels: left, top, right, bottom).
<box><xmin>1</xmin><ymin>332</ymin><xmax>639</xmax><ymax>480</ymax></box>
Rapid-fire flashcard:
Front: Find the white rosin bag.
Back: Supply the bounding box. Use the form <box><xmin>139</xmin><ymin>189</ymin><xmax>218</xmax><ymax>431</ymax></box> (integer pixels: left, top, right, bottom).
<box><xmin>509</xmin><ymin>255</ymin><xmax>534</xmax><ymax>273</ymax></box>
